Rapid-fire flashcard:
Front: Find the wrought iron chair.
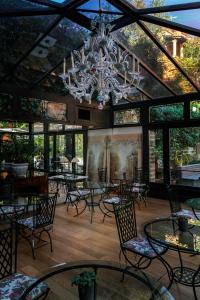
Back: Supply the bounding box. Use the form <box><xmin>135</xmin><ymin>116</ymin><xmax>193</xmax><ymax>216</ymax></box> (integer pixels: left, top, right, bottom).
<box><xmin>167</xmin><ymin>186</ymin><xmax>200</xmax><ymax>220</ymax></box>
<box><xmin>0</xmin><ymin>223</ymin><xmax>49</xmax><ymax>299</ymax></box>
<box><xmin>114</xmin><ymin>201</ymin><xmax>167</xmax><ymax>270</ymax></box>
<box><xmin>65</xmin><ymin>188</ymin><xmax>90</xmax><ymax>216</ymax></box>
<box><xmin>17</xmin><ymin>195</ymin><xmax>57</xmax><ymax>259</ymax></box>
<box><xmin>193</xmin><ymin>265</ymin><xmax>200</xmax><ymax>300</ymax></box>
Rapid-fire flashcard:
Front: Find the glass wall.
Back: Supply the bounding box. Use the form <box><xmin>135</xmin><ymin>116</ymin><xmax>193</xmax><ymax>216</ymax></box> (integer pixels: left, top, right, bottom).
<box><xmin>170</xmin><ymin>127</ymin><xmax>200</xmax><ymax>186</ymax></box>
<box><xmin>150</xmin><ymin>103</ymin><xmax>184</xmax><ymax>122</ymax></box>
<box><xmin>75</xmin><ymin>133</ymin><xmax>84</xmax><ymax>174</ymax></box>
<box><xmin>34</xmin><ymin>134</ymin><xmax>44</xmax><ymax>169</ymax></box>
<box><xmin>149</xmin><ymin>129</ymin><xmax>163</xmax><ymax>183</ymax></box>
<box><xmin>114</xmin><ymin>109</ymin><xmax>140</xmax><ymax>125</ymax></box>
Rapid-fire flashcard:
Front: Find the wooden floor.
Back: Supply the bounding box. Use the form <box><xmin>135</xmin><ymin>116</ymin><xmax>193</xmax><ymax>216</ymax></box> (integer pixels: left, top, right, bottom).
<box><xmin>18</xmin><ymin>196</ymin><xmax>200</xmax><ymax>299</ymax></box>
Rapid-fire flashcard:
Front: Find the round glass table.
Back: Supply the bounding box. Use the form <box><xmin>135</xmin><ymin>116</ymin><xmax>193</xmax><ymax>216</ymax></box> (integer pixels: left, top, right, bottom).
<box><xmin>185</xmin><ymin>198</ymin><xmax>200</xmax><ymax>220</ymax></box>
<box><xmin>21</xmin><ymin>260</ymin><xmax>173</xmax><ymax>300</ymax></box>
<box><xmin>144</xmin><ymin>217</ymin><xmax>200</xmax><ymax>295</ymax></box>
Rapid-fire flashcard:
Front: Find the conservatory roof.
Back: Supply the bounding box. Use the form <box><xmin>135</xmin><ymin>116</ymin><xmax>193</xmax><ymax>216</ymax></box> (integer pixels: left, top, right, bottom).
<box><xmin>0</xmin><ymin>0</ymin><xmax>199</xmax><ymax>105</ymax></box>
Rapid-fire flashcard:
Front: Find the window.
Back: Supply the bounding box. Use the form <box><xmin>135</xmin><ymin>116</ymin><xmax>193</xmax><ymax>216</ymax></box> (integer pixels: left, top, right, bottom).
<box><xmin>34</xmin><ymin>135</ymin><xmax>44</xmax><ymax>169</ymax></box>
<box><xmin>149</xmin><ymin>129</ymin><xmax>163</xmax><ymax>183</ymax></box>
<box><xmin>49</xmin><ymin>124</ymin><xmax>63</xmax><ymax>131</ymax></box>
<box><xmin>170</xmin><ymin>127</ymin><xmax>200</xmax><ymax>186</ymax></box>
<box><xmin>114</xmin><ymin>109</ymin><xmax>140</xmax><ymax>125</ymax></box>
<box><xmin>33</xmin><ymin>123</ymin><xmax>44</xmax><ymax>133</ymax></box>
<box><xmin>190</xmin><ymin>101</ymin><xmax>200</xmax><ymax>119</ymax></box>
<box><xmin>150</xmin><ymin>103</ymin><xmax>184</xmax><ymax>122</ymax></box>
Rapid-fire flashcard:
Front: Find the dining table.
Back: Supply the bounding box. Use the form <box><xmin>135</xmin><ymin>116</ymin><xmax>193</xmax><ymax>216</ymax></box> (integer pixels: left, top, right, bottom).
<box><xmin>21</xmin><ymin>260</ymin><xmax>174</xmax><ymax>300</ymax></box>
<box><xmin>49</xmin><ymin>174</ymin><xmax>88</xmax><ymax>194</ymax></box>
<box><xmin>144</xmin><ymin>217</ymin><xmax>200</xmax><ymax>298</ymax></box>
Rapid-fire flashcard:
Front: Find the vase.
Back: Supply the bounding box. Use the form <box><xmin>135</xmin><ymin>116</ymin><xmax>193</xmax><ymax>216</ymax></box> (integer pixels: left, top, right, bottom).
<box><xmin>78</xmin><ymin>283</ymin><xmax>95</xmax><ymax>300</ymax></box>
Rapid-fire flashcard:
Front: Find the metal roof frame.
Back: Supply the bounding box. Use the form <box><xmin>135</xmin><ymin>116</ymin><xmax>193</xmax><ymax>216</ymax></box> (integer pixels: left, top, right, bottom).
<box><xmin>0</xmin><ymin>0</ymin><xmax>199</xmax><ymax>104</ymax></box>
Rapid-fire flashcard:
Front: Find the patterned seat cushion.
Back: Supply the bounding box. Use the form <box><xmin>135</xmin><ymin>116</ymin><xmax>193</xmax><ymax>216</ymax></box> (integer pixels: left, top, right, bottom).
<box><xmin>174</xmin><ymin>209</ymin><xmax>200</xmax><ymax>219</ymax></box>
<box><xmin>0</xmin><ymin>206</ymin><xmax>24</xmax><ymax>215</ymax></box>
<box><xmin>103</xmin><ymin>197</ymin><xmax>121</xmax><ymax>205</ymax></box>
<box><xmin>0</xmin><ymin>273</ymin><xmax>48</xmax><ymax>300</ymax></box>
<box><xmin>69</xmin><ymin>190</ymin><xmax>90</xmax><ymax>197</ymax></box>
<box><xmin>17</xmin><ymin>215</ymin><xmax>48</xmax><ymax>229</ymax></box>
<box><xmin>123</xmin><ymin>236</ymin><xmax>165</xmax><ymax>258</ymax></box>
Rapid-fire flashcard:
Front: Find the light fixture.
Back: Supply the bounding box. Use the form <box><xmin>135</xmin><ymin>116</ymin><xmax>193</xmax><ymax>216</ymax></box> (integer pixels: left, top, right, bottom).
<box><xmin>60</xmin><ymin>3</ymin><xmax>143</xmax><ymax>109</ymax></box>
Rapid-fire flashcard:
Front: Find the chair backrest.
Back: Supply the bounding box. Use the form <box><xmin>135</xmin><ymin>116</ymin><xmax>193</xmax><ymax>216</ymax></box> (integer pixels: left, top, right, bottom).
<box><xmin>167</xmin><ymin>185</ymin><xmax>181</xmax><ymax>214</ymax></box>
<box><xmin>0</xmin><ymin>223</ymin><xmax>16</xmax><ymax>279</ymax></box>
<box><xmin>33</xmin><ymin>195</ymin><xmax>57</xmax><ymax>229</ymax></box>
<box><xmin>98</xmin><ymin>168</ymin><xmax>107</xmax><ymax>182</ymax></box>
<box><xmin>114</xmin><ymin>201</ymin><xmax>137</xmax><ymax>246</ymax></box>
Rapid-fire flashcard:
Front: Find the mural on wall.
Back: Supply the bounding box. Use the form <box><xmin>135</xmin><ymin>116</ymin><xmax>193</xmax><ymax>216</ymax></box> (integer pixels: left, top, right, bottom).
<box><xmin>87</xmin><ymin>127</ymin><xmax>142</xmax><ymax>181</ymax></box>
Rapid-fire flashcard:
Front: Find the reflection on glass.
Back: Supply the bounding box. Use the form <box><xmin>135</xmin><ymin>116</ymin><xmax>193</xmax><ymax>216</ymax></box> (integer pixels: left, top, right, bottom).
<box><xmin>34</xmin><ymin>135</ymin><xmax>44</xmax><ymax>169</ymax></box>
<box><xmin>49</xmin><ymin>124</ymin><xmax>63</xmax><ymax>131</ymax></box>
<box><xmin>149</xmin><ymin>130</ymin><xmax>163</xmax><ymax>182</ymax></box>
<box><xmin>114</xmin><ymin>109</ymin><xmax>140</xmax><ymax>125</ymax></box>
<box><xmin>190</xmin><ymin>101</ymin><xmax>200</xmax><ymax>119</ymax></box>
<box><xmin>150</xmin><ymin>103</ymin><xmax>184</xmax><ymax>122</ymax></box>
<box><xmin>33</xmin><ymin>123</ymin><xmax>44</xmax><ymax>133</ymax></box>
<box><xmin>170</xmin><ymin>127</ymin><xmax>200</xmax><ymax>185</ymax></box>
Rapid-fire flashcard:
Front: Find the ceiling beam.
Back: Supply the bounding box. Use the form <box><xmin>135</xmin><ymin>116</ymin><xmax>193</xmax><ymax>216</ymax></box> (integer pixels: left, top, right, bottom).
<box><xmin>112</xmin><ymin>91</ymin><xmax>200</xmax><ymax>110</ymax></box>
<box><xmin>136</xmin><ymin>2</ymin><xmax>200</xmax><ymax>15</ymax></box>
<box><xmin>139</xmin><ymin>15</ymin><xmax>200</xmax><ymax>37</ymax></box>
<box><xmin>138</xmin><ymin>21</ymin><xmax>199</xmax><ymax>92</ymax></box>
<box><xmin>25</xmin><ymin>0</ymin><xmax>62</xmax><ymax>9</ymax></box>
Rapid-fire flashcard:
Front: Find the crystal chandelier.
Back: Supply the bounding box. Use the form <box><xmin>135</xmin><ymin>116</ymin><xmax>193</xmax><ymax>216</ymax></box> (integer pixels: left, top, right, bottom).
<box><xmin>60</xmin><ymin>15</ymin><xmax>143</xmax><ymax>109</ymax></box>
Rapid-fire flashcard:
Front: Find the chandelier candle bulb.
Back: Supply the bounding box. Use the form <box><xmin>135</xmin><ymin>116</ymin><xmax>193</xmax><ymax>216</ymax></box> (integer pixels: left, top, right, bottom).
<box><xmin>63</xmin><ymin>58</ymin><xmax>66</xmax><ymax>75</ymax></box>
<box><xmin>71</xmin><ymin>52</ymin><xmax>74</xmax><ymax>68</ymax></box>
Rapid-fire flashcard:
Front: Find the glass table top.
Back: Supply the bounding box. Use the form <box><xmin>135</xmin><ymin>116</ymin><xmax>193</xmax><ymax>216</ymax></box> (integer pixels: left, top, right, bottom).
<box><xmin>144</xmin><ymin>217</ymin><xmax>200</xmax><ymax>254</ymax></box>
<box><xmin>0</xmin><ymin>193</ymin><xmax>50</xmax><ymax>206</ymax></box>
<box><xmin>21</xmin><ymin>260</ymin><xmax>174</xmax><ymax>300</ymax></box>
<box><xmin>186</xmin><ymin>198</ymin><xmax>200</xmax><ymax>210</ymax></box>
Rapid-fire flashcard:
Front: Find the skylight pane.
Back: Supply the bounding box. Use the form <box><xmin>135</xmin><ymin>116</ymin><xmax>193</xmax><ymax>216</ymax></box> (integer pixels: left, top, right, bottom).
<box><xmin>78</xmin><ymin>0</ymin><xmax>121</xmax><ymax>13</ymax></box>
<box><xmin>126</xmin><ymin>0</ymin><xmax>199</xmax><ymax>8</ymax></box>
<box><xmin>0</xmin><ymin>15</ymin><xmax>57</xmax><ymax>79</ymax></box>
<box><xmin>115</xmin><ymin>22</ymin><xmax>196</xmax><ymax>95</ymax></box>
<box><xmin>143</xmin><ymin>22</ymin><xmax>200</xmax><ymax>89</ymax></box>
<box><xmin>78</xmin><ymin>11</ymin><xmax>122</xmax><ymax>21</ymax></box>
<box><xmin>152</xmin><ymin>9</ymin><xmax>200</xmax><ymax>30</ymax></box>
<box><xmin>13</xmin><ymin>18</ymin><xmax>89</xmax><ymax>87</ymax></box>
<box><xmin>1</xmin><ymin>0</ymin><xmax>48</xmax><ymax>10</ymax></box>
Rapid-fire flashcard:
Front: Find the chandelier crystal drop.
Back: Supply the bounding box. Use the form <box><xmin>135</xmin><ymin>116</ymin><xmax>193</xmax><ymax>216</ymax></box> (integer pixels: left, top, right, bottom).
<box><xmin>60</xmin><ymin>16</ymin><xmax>144</xmax><ymax>109</ymax></box>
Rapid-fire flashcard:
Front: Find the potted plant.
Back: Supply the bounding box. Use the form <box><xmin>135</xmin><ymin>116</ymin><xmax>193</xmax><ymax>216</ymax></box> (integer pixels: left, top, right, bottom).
<box><xmin>72</xmin><ymin>271</ymin><xmax>96</xmax><ymax>300</ymax></box>
<box><xmin>1</xmin><ymin>136</ymin><xmax>33</xmax><ymax>177</ymax></box>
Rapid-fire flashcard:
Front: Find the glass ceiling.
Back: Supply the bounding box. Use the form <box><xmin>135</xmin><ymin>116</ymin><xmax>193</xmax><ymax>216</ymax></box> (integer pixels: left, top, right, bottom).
<box><xmin>0</xmin><ymin>0</ymin><xmax>199</xmax><ymax>106</ymax></box>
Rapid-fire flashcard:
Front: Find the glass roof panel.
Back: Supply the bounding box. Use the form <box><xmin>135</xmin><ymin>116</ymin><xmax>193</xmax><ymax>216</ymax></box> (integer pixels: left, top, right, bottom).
<box><xmin>143</xmin><ymin>22</ymin><xmax>200</xmax><ymax>89</ymax></box>
<box><xmin>126</xmin><ymin>0</ymin><xmax>200</xmax><ymax>8</ymax></box>
<box><xmin>78</xmin><ymin>11</ymin><xmax>123</xmax><ymax>21</ymax></box>
<box><xmin>13</xmin><ymin>18</ymin><xmax>89</xmax><ymax>87</ymax></box>
<box><xmin>114</xmin><ymin>22</ymin><xmax>195</xmax><ymax>96</ymax></box>
<box><xmin>78</xmin><ymin>0</ymin><xmax>122</xmax><ymax>13</ymax></box>
<box><xmin>1</xmin><ymin>0</ymin><xmax>48</xmax><ymax>10</ymax></box>
<box><xmin>152</xmin><ymin>9</ymin><xmax>200</xmax><ymax>30</ymax></box>
<box><xmin>0</xmin><ymin>15</ymin><xmax>57</xmax><ymax>79</ymax></box>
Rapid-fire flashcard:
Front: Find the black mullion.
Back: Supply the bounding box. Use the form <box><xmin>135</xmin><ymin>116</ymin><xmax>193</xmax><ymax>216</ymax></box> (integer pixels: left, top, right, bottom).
<box><xmin>25</xmin><ymin>0</ymin><xmax>62</xmax><ymax>9</ymax></box>
<box><xmin>184</xmin><ymin>100</ymin><xmax>190</xmax><ymax>121</ymax></box>
<box><xmin>163</xmin><ymin>127</ymin><xmax>170</xmax><ymax>185</ymax></box>
<box><xmin>139</xmin><ymin>15</ymin><xmax>200</xmax><ymax>37</ymax></box>
<box><xmin>137</xmin><ymin>21</ymin><xmax>199</xmax><ymax>92</ymax></box>
<box><xmin>112</xmin><ymin>92</ymin><xmax>200</xmax><ymax>110</ymax></box>
<box><xmin>136</xmin><ymin>2</ymin><xmax>200</xmax><ymax>15</ymax></box>
<box><xmin>44</xmin><ymin>122</ymin><xmax>49</xmax><ymax>171</ymax></box>
<box><xmin>141</xmin><ymin>106</ymin><xmax>149</xmax><ymax>183</ymax></box>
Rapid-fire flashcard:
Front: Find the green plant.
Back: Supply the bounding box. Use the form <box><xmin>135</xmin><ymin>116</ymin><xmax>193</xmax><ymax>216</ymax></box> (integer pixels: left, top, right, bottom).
<box><xmin>71</xmin><ymin>271</ymin><xmax>96</xmax><ymax>287</ymax></box>
<box><xmin>1</xmin><ymin>136</ymin><xmax>34</xmax><ymax>164</ymax></box>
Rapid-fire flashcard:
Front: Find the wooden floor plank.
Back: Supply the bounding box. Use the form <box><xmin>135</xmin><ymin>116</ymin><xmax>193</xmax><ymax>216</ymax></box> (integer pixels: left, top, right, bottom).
<box><xmin>17</xmin><ymin>197</ymin><xmax>200</xmax><ymax>299</ymax></box>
